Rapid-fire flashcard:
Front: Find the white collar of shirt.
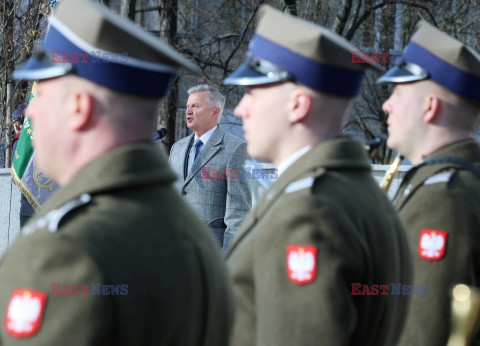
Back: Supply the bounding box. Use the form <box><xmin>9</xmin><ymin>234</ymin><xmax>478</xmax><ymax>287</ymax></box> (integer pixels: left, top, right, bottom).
<box><xmin>194</xmin><ymin>125</ymin><xmax>218</xmax><ymax>146</ymax></box>
<box><xmin>277</xmin><ymin>146</ymin><xmax>312</xmax><ymax>177</ymax></box>
<box><xmin>188</xmin><ymin>126</ymin><xmax>218</xmax><ymax>174</ymax></box>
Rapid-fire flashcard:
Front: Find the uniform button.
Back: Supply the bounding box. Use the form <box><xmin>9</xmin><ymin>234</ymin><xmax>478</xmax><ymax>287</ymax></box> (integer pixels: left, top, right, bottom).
<box><xmin>181</xmin><ymin>190</ymin><xmax>187</xmax><ymax>196</ymax></box>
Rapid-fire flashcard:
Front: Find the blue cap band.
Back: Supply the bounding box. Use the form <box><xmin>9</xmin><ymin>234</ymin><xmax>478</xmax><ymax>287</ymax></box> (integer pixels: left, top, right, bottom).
<box><xmin>45</xmin><ymin>23</ymin><xmax>175</xmax><ymax>98</ymax></box>
<box><xmin>404</xmin><ymin>42</ymin><xmax>480</xmax><ymax>103</ymax></box>
<box><xmin>250</xmin><ymin>34</ymin><xmax>364</xmax><ymax>97</ymax></box>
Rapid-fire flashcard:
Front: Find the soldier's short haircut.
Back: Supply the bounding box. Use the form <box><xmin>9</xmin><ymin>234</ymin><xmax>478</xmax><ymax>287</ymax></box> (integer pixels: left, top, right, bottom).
<box><xmin>187</xmin><ymin>84</ymin><xmax>226</xmax><ymax>122</ymax></box>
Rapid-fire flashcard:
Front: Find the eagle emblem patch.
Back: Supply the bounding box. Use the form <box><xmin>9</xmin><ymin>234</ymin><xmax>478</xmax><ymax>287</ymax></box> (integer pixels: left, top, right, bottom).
<box><xmin>418</xmin><ymin>229</ymin><xmax>448</xmax><ymax>261</ymax></box>
<box><xmin>4</xmin><ymin>289</ymin><xmax>47</xmax><ymax>338</ymax></box>
<box><xmin>286</xmin><ymin>245</ymin><xmax>317</xmax><ymax>285</ymax></box>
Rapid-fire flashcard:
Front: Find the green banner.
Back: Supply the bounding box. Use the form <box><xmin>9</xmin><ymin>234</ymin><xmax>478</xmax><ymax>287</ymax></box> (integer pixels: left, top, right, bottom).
<box><xmin>11</xmin><ymin>116</ymin><xmax>34</xmax><ymax>180</ymax></box>
<box><xmin>11</xmin><ymin>82</ymin><xmax>59</xmax><ymax>211</ymax></box>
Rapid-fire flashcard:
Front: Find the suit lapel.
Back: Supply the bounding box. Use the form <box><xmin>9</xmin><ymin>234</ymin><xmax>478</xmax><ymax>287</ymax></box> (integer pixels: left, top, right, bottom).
<box><xmin>181</xmin><ymin>134</ymin><xmax>195</xmax><ymax>180</ymax></box>
<box><xmin>182</xmin><ymin>127</ymin><xmax>224</xmax><ymax>188</ymax></box>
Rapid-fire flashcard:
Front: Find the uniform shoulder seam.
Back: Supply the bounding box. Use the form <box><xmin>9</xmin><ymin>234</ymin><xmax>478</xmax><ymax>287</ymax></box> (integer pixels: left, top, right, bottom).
<box><xmin>22</xmin><ymin>194</ymin><xmax>92</xmax><ymax>236</ymax></box>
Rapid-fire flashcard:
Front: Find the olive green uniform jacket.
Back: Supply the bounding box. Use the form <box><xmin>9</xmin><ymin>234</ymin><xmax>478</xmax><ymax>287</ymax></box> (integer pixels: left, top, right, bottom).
<box><xmin>395</xmin><ymin>139</ymin><xmax>480</xmax><ymax>346</ymax></box>
<box><xmin>227</xmin><ymin>137</ymin><xmax>413</xmax><ymax>346</ymax></box>
<box><xmin>0</xmin><ymin>144</ymin><xmax>234</xmax><ymax>346</ymax></box>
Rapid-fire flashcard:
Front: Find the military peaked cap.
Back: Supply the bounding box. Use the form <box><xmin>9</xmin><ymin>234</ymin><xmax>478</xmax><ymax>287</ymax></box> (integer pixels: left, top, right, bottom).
<box><xmin>14</xmin><ymin>0</ymin><xmax>198</xmax><ymax>98</ymax></box>
<box><xmin>224</xmin><ymin>5</ymin><xmax>378</xmax><ymax>97</ymax></box>
<box><xmin>378</xmin><ymin>20</ymin><xmax>480</xmax><ymax>104</ymax></box>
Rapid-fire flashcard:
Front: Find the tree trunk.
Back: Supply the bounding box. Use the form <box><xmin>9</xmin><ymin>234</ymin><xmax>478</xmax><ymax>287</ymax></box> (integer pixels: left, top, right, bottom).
<box><xmin>120</xmin><ymin>0</ymin><xmax>129</xmax><ymax>18</ymax></box>
<box><xmin>158</xmin><ymin>0</ymin><xmax>178</xmax><ymax>153</ymax></box>
<box><xmin>2</xmin><ymin>0</ymin><xmax>15</xmax><ymax>168</ymax></box>
<box><xmin>128</xmin><ymin>0</ymin><xmax>136</xmax><ymax>20</ymax></box>
<box><xmin>4</xmin><ymin>81</ymin><xmax>13</xmax><ymax>168</ymax></box>
<box><xmin>361</xmin><ymin>0</ymin><xmax>375</xmax><ymax>45</ymax></box>
<box><xmin>120</xmin><ymin>0</ymin><xmax>136</xmax><ymax>20</ymax></box>
<box><xmin>332</xmin><ymin>0</ymin><xmax>352</xmax><ymax>35</ymax></box>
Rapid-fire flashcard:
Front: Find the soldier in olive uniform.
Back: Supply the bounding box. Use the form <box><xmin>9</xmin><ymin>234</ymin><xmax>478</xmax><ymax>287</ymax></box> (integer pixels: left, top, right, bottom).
<box><xmin>0</xmin><ymin>0</ymin><xmax>234</xmax><ymax>345</ymax></box>
<box><xmin>378</xmin><ymin>21</ymin><xmax>480</xmax><ymax>346</ymax></box>
<box><xmin>223</xmin><ymin>5</ymin><xmax>413</xmax><ymax>345</ymax></box>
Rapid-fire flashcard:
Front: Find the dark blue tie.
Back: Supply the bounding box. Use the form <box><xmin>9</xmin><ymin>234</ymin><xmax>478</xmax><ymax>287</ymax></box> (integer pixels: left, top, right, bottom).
<box><xmin>194</xmin><ymin>139</ymin><xmax>203</xmax><ymax>161</ymax></box>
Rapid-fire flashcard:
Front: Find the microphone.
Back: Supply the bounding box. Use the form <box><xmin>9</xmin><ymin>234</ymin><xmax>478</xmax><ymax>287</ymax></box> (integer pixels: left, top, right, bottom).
<box><xmin>153</xmin><ymin>128</ymin><xmax>168</xmax><ymax>141</ymax></box>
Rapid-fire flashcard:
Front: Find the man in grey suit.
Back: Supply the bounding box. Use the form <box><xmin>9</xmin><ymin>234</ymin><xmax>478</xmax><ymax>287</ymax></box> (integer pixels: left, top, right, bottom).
<box><xmin>169</xmin><ymin>85</ymin><xmax>252</xmax><ymax>252</ymax></box>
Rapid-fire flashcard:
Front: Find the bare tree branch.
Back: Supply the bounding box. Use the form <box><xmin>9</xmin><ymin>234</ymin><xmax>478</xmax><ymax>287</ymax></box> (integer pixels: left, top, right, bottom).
<box><xmin>332</xmin><ymin>0</ymin><xmax>353</xmax><ymax>35</ymax></box>
<box><xmin>223</xmin><ymin>2</ymin><xmax>264</xmax><ymax>77</ymax></box>
<box><xmin>345</xmin><ymin>0</ymin><xmax>438</xmax><ymax>40</ymax></box>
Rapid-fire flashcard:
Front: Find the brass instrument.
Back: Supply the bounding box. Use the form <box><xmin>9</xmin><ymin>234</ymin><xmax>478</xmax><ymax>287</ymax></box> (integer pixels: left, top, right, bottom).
<box><xmin>447</xmin><ymin>284</ymin><xmax>480</xmax><ymax>346</ymax></box>
<box><xmin>364</xmin><ymin>137</ymin><xmax>404</xmax><ymax>193</ymax></box>
<box><xmin>365</xmin><ymin>137</ymin><xmax>385</xmax><ymax>159</ymax></box>
<box><xmin>379</xmin><ymin>154</ymin><xmax>404</xmax><ymax>192</ymax></box>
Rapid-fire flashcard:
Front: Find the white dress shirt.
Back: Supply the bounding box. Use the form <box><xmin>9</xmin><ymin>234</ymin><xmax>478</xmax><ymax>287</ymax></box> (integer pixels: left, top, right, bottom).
<box><xmin>188</xmin><ymin>126</ymin><xmax>218</xmax><ymax>173</ymax></box>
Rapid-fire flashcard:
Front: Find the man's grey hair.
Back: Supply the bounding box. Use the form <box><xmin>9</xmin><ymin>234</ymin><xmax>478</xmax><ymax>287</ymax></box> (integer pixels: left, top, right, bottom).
<box><xmin>187</xmin><ymin>84</ymin><xmax>226</xmax><ymax>122</ymax></box>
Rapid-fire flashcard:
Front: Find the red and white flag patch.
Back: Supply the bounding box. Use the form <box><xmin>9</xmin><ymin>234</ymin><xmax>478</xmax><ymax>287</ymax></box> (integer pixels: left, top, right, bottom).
<box><xmin>286</xmin><ymin>245</ymin><xmax>318</xmax><ymax>285</ymax></box>
<box><xmin>418</xmin><ymin>229</ymin><xmax>448</xmax><ymax>261</ymax></box>
<box><xmin>4</xmin><ymin>288</ymin><xmax>47</xmax><ymax>338</ymax></box>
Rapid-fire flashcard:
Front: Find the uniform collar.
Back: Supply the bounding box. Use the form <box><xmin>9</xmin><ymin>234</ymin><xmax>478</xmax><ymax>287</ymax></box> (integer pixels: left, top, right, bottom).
<box><xmin>277</xmin><ymin>145</ymin><xmax>311</xmax><ymax>177</ymax></box>
<box><xmin>37</xmin><ymin>143</ymin><xmax>176</xmax><ymax>217</ymax></box>
<box><xmin>256</xmin><ymin>136</ymin><xmax>370</xmax><ymax>218</ymax></box>
<box><xmin>394</xmin><ymin>139</ymin><xmax>480</xmax><ymax>209</ymax></box>
<box><xmin>279</xmin><ymin>136</ymin><xmax>371</xmax><ymax>181</ymax></box>
<box><xmin>423</xmin><ymin>139</ymin><xmax>480</xmax><ymax>163</ymax></box>
<box><xmin>227</xmin><ymin>136</ymin><xmax>371</xmax><ymax>254</ymax></box>
<box><xmin>411</xmin><ymin>139</ymin><xmax>480</xmax><ymax>184</ymax></box>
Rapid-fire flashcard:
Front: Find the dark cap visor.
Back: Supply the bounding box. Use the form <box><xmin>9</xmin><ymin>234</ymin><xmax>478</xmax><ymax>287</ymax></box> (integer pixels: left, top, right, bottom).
<box><xmin>224</xmin><ymin>55</ymin><xmax>292</xmax><ymax>86</ymax></box>
<box><xmin>376</xmin><ymin>61</ymin><xmax>429</xmax><ymax>84</ymax></box>
<box><xmin>13</xmin><ymin>49</ymin><xmax>74</xmax><ymax>81</ymax></box>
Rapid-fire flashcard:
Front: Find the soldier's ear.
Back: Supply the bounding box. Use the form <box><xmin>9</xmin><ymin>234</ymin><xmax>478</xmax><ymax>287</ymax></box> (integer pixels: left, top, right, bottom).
<box><xmin>66</xmin><ymin>88</ymin><xmax>95</xmax><ymax>131</ymax></box>
<box><xmin>423</xmin><ymin>93</ymin><xmax>441</xmax><ymax>124</ymax></box>
<box><xmin>287</xmin><ymin>89</ymin><xmax>312</xmax><ymax>124</ymax></box>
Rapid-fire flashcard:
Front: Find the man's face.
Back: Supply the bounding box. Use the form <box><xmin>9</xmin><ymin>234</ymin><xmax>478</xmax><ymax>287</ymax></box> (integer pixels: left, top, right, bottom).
<box><xmin>186</xmin><ymin>91</ymin><xmax>218</xmax><ymax>137</ymax></box>
<box><xmin>26</xmin><ymin>78</ymin><xmax>67</xmax><ymax>180</ymax></box>
<box><xmin>382</xmin><ymin>83</ymin><xmax>424</xmax><ymax>159</ymax></box>
<box><xmin>234</xmin><ymin>83</ymin><xmax>289</xmax><ymax>163</ymax></box>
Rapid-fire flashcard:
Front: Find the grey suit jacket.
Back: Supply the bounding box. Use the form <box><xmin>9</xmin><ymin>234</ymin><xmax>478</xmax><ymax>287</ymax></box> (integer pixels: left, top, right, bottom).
<box><xmin>169</xmin><ymin>127</ymin><xmax>252</xmax><ymax>252</ymax></box>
